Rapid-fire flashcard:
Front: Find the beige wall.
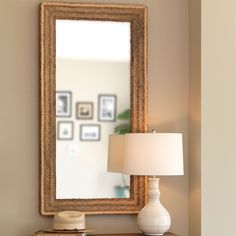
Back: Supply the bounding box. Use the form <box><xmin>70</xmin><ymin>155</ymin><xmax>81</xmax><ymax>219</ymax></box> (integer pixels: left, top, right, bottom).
<box><xmin>201</xmin><ymin>0</ymin><xmax>236</xmax><ymax>235</ymax></box>
<box><xmin>189</xmin><ymin>0</ymin><xmax>201</xmax><ymax>235</ymax></box>
<box><xmin>0</xmin><ymin>0</ymin><xmax>189</xmax><ymax>236</ymax></box>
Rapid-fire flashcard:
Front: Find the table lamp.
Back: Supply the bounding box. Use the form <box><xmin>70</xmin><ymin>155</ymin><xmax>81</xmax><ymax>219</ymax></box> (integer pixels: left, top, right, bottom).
<box><xmin>108</xmin><ymin>131</ymin><xmax>184</xmax><ymax>235</ymax></box>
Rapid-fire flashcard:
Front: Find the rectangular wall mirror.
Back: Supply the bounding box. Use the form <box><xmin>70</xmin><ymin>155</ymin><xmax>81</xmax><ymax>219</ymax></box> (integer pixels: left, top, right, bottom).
<box><xmin>40</xmin><ymin>2</ymin><xmax>147</xmax><ymax>215</ymax></box>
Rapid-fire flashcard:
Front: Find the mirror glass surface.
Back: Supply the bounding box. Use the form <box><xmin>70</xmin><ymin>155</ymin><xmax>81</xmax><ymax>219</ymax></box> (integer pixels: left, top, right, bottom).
<box><xmin>55</xmin><ymin>20</ymin><xmax>131</xmax><ymax>199</ymax></box>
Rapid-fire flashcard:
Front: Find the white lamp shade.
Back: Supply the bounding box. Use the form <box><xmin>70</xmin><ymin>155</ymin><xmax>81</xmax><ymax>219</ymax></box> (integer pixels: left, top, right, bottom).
<box><xmin>107</xmin><ymin>134</ymin><xmax>124</xmax><ymax>173</ymax></box>
<box><xmin>123</xmin><ymin>133</ymin><xmax>184</xmax><ymax>176</ymax></box>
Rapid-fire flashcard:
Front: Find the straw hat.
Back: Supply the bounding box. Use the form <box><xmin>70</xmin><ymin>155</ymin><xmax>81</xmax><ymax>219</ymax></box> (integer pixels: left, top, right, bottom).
<box><xmin>53</xmin><ymin>211</ymin><xmax>86</xmax><ymax>231</ymax></box>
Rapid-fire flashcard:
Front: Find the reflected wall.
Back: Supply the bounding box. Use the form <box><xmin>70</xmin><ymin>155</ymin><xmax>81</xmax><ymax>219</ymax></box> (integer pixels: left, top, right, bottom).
<box><xmin>55</xmin><ymin>20</ymin><xmax>131</xmax><ymax>199</ymax></box>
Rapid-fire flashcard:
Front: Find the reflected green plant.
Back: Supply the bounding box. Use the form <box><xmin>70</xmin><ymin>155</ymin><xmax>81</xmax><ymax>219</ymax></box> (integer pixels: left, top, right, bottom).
<box><xmin>114</xmin><ymin>109</ymin><xmax>131</xmax><ymax>134</ymax></box>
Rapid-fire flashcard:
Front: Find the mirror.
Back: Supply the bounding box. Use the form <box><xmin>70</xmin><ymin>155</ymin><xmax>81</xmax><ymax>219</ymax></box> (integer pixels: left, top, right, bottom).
<box><xmin>40</xmin><ymin>2</ymin><xmax>147</xmax><ymax>215</ymax></box>
<box><xmin>56</xmin><ymin>20</ymin><xmax>131</xmax><ymax>199</ymax></box>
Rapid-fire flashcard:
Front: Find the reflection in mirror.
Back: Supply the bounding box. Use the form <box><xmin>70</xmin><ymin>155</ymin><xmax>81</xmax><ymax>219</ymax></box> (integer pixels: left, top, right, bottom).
<box><xmin>55</xmin><ymin>20</ymin><xmax>131</xmax><ymax>199</ymax></box>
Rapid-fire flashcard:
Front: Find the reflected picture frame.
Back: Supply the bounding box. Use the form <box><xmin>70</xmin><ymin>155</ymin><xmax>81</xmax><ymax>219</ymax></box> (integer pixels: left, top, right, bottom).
<box><xmin>56</xmin><ymin>91</ymin><xmax>72</xmax><ymax>117</ymax></box>
<box><xmin>98</xmin><ymin>95</ymin><xmax>116</xmax><ymax>122</ymax></box>
<box><xmin>80</xmin><ymin>124</ymin><xmax>100</xmax><ymax>141</ymax></box>
<box><xmin>76</xmin><ymin>102</ymin><xmax>93</xmax><ymax>120</ymax></box>
<box><xmin>57</xmin><ymin>121</ymin><xmax>74</xmax><ymax>140</ymax></box>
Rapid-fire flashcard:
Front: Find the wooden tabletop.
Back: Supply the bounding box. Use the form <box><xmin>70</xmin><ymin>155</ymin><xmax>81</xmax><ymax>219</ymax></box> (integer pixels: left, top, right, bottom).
<box><xmin>35</xmin><ymin>232</ymin><xmax>179</xmax><ymax>236</ymax></box>
<box><xmin>88</xmin><ymin>233</ymin><xmax>178</xmax><ymax>236</ymax></box>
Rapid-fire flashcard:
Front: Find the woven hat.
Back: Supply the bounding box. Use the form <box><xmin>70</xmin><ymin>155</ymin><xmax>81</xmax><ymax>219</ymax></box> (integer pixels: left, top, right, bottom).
<box><xmin>53</xmin><ymin>211</ymin><xmax>86</xmax><ymax>231</ymax></box>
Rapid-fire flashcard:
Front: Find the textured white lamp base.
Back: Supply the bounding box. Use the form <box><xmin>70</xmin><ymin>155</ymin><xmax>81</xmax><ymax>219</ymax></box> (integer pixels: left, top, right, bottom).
<box><xmin>137</xmin><ymin>178</ymin><xmax>171</xmax><ymax>235</ymax></box>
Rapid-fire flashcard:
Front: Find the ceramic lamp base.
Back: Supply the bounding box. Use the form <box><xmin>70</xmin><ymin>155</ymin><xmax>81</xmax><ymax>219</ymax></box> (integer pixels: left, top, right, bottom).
<box><xmin>137</xmin><ymin>178</ymin><xmax>171</xmax><ymax>235</ymax></box>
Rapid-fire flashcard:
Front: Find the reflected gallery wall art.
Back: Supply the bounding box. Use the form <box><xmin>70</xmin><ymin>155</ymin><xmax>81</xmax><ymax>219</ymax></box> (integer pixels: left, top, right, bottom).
<box><xmin>98</xmin><ymin>95</ymin><xmax>116</xmax><ymax>122</ymax></box>
<box><xmin>57</xmin><ymin>121</ymin><xmax>74</xmax><ymax>140</ymax></box>
<box><xmin>76</xmin><ymin>102</ymin><xmax>93</xmax><ymax>120</ymax></box>
<box><xmin>80</xmin><ymin>124</ymin><xmax>100</xmax><ymax>141</ymax></box>
<box><xmin>56</xmin><ymin>91</ymin><xmax>72</xmax><ymax>117</ymax></box>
